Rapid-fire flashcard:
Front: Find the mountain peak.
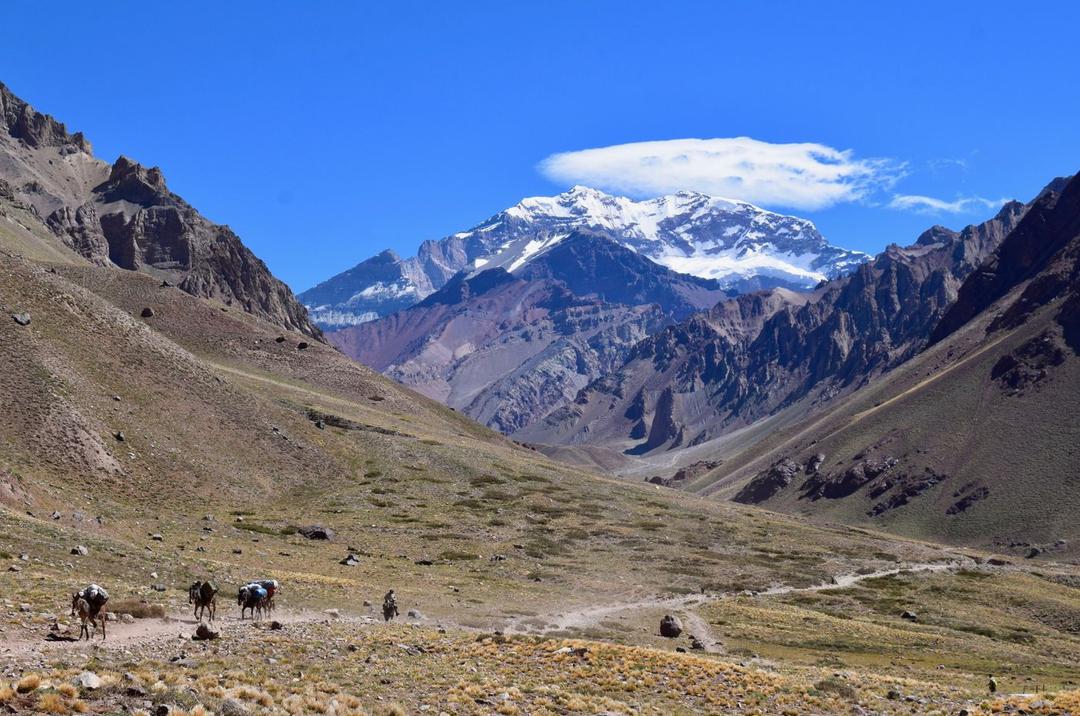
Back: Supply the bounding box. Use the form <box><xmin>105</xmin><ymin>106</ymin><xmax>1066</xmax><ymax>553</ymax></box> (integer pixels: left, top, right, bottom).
<box><xmin>303</xmin><ymin>186</ymin><xmax>869</xmax><ymax>328</ymax></box>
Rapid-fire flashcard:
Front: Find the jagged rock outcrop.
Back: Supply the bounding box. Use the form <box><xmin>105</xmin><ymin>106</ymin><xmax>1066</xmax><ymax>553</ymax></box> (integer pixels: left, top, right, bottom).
<box><xmin>0</xmin><ymin>82</ymin><xmax>319</xmax><ymax>338</ymax></box>
<box><xmin>733</xmin><ymin>458</ymin><xmax>801</xmax><ymax>504</ymax></box>
<box><xmin>0</xmin><ymin>82</ymin><xmax>91</xmax><ymax>153</ymax></box>
<box><xmin>45</xmin><ymin>203</ymin><xmax>109</xmax><ymax>264</ymax></box>
<box><xmin>932</xmin><ymin>175</ymin><xmax>1080</xmax><ymax>345</ymax></box>
<box><xmin>802</xmin><ymin>456</ymin><xmax>899</xmax><ymax>500</ymax></box>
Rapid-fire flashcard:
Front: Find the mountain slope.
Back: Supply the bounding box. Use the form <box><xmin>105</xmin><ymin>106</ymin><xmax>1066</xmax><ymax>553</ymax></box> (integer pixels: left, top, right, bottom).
<box><xmin>631</xmin><ymin>173</ymin><xmax>1079</xmax><ymax>554</ymax></box>
<box><xmin>328</xmin><ymin>231</ymin><xmax>742</xmax><ymax>433</ymax></box>
<box><xmin>300</xmin><ymin>185</ymin><xmax>868</xmax><ymax>327</ymax></box>
<box><xmin>328</xmin><ymin>263</ymin><xmax>669</xmax><ymax>433</ymax></box>
<box><xmin>0</xmin><ymin>81</ymin><xmax>318</xmax><ymax>337</ymax></box>
<box><xmin>521</xmin><ymin>197</ymin><xmax>1029</xmax><ymax>456</ymax></box>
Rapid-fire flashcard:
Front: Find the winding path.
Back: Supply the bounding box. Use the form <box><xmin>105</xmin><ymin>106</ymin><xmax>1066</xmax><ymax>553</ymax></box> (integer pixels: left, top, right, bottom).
<box><xmin>501</xmin><ymin>559</ymin><xmax>971</xmax><ymax>649</ymax></box>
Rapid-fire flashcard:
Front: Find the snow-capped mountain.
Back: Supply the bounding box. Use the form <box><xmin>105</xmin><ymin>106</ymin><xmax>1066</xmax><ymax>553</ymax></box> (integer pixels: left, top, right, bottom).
<box><xmin>300</xmin><ymin>186</ymin><xmax>868</xmax><ymax>328</ymax></box>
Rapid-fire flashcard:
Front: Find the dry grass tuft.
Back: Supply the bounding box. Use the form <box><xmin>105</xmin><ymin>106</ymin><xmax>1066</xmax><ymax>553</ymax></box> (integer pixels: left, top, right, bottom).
<box><xmin>15</xmin><ymin>674</ymin><xmax>42</xmax><ymax>693</ymax></box>
<box><xmin>374</xmin><ymin>705</ymin><xmax>407</xmax><ymax>716</ymax></box>
<box><xmin>36</xmin><ymin>692</ymin><xmax>70</xmax><ymax>714</ymax></box>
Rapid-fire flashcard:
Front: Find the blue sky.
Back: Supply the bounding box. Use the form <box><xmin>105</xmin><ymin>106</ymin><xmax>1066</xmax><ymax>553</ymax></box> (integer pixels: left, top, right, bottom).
<box><xmin>2</xmin><ymin>1</ymin><xmax>1076</xmax><ymax>291</ymax></box>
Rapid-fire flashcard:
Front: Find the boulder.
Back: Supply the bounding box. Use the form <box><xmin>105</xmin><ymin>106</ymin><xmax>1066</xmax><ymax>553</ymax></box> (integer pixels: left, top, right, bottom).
<box><xmin>71</xmin><ymin>545</ymin><xmax>88</xmax><ymax>556</ymax></box>
<box><xmin>805</xmin><ymin>453</ymin><xmax>826</xmax><ymax>474</ymax></box>
<box><xmin>11</xmin><ymin>312</ymin><xmax>31</xmax><ymax>326</ymax></box>
<box><xmin>659</xmin><ymin>614</ymin><xmax>683</xmax><ymax>638</ymax></box>
<box><xmin>220</xmin><ymin>697</ymin><xmax>250</xmax><ymax>716</ymax></box>
<box><xmin>340</xmin><ymin>554</ymin><xmax>361</xmax><ymax>566</ymax></box>
<box><xmin>900</xmin><ymin>610</ymin><xmax>918</xmax><ymax>621</ymax></box>
<box><xmin>193</xmin><ymin>623</ymin><xmax>219</xmax><ymax>640</ymax></box>
<box><xmin>298</xmin><ymin>525</ymin><xmax>334</xmax><ymax>541</ymax></box>
<box><xmin>140</xmin><ymin>307</ymin><xmax>155</xmax><ymax>318</ymax></box>
<box><xmin>407</xmin><ymin>609</ymin><xmax>424</xmax><ymax>619</ymax></box>
<box><xmin>73</xmin><ymin>671</ymin><xmax>102</xmax><ymax>689</ymax></box>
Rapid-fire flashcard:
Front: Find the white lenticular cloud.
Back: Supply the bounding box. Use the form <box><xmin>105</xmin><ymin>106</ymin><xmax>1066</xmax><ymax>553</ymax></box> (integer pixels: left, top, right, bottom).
<box><xmin>887</xmin><ymin>194</ymin><xmax>1009</xmax><ymax>214</ymax></box>
<box><xmin>538</xmin><ymin>137</ymin><xmax>902</xmax><ymax>211</ymax></box>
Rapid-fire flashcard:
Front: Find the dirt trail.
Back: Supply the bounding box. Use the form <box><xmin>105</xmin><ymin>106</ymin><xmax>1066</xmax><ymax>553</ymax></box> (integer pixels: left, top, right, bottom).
<box><xmin>0</xmin><ymin>607</ymin><xmax>355</xmax><ymax>661</ymax></box>
<box><xmin>1</xmin><ymin>561</ymin><xmax>970</xmax><ymax>662</ymax></box>
<box><xmin>503</xmin><ymin>560</ymin><xmax>971</xmax><ymax>644</ymax></box>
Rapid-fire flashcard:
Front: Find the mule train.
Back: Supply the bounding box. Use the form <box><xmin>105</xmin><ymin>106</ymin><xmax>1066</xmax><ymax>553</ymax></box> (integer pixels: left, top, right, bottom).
<box><xmin>66</xmin><ymin>578</ymin><xmax>280</xmax><ymax>640</ymax></box>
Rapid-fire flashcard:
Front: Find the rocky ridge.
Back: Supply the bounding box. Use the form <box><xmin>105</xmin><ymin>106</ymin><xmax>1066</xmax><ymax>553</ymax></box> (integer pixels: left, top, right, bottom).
<box><xmin>0</xmin><ymin>81</ymin><xmax>318</xmax><ymax>337</ymax></box>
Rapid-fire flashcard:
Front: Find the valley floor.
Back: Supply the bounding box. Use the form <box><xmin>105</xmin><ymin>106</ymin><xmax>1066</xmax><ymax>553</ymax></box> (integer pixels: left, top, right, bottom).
<box><xmin>5</xmin><ymin>514</ymin><xmax>1080</xmax><ymax>715</ymax></box>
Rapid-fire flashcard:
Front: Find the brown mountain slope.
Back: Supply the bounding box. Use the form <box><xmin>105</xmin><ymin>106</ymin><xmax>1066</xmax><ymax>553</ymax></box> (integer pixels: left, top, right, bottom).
<box><xmin>693</xmin><ymin>173</ymin><xmax>1080</xmax><ymax>557</ymax></box>
<box><xmin>329</xmin><ymin>266</ymin><xmax>668</xmax><ymax>433</ymax></box>
<box><xmin>0</xmin><ymin>81</ymin><xmax>318</xmax><ymax>337</ymax></box>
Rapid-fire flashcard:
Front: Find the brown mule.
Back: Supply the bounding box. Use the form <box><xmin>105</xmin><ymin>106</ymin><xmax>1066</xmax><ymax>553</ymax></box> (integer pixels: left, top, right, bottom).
<box><xmin>71</xmin><ymin>593</ymin><xmax>106</xmax><ymax>641</ymax></box>
<box><xmin>189</xmin><ymin>581</ymin><xmax>219</xmax><ymax>622</ymax></box>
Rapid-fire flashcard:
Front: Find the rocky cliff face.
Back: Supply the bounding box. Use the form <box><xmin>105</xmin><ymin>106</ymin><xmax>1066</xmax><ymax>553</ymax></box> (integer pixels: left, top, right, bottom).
<box><xmin>521</xmin><ymin>197</ymin><xmax>1031</xmax><ymax>453</ymax></box>
<box><xmin>0</xmin><ymin>82</ymin><xmax>92</xmax><ymax>153</ymax></box>
<box><xmin>300</xmin><ymin>185</ymin><xmax>868</xmax><ymax>327</ymax></box>
<box><xmin>0</xmin><ymin>81</ymin><xmax>319</xmax><ymax>338</ymax></box>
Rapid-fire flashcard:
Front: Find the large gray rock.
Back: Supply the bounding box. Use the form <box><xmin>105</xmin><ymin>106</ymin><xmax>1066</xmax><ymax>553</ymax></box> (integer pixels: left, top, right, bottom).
<box><xmin>298</xmin><ymin>525</ymin><xmax>334</xmax><ymax>541</ymax></box>
<box><xmin>73</xmin><ymin>671</ymin><xmax>102</xmax><ymax>689</ymax></box>
<box><xmin>220</xmin><ymin>698</ymin><xmax>250</xmax><ymax>716</ymax></box>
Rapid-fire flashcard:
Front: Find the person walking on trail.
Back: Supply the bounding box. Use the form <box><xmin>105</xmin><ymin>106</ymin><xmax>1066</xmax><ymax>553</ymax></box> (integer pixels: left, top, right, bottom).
<box><xmin>383</xmin><ymin>589</ymin><xmax>399</xmax><ymax>622</ymax></box>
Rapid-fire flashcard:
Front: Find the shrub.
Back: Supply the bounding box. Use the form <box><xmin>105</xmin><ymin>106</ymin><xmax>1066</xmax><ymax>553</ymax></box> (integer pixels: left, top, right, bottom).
<box><xmin>109</xmin><ymin>599</ymin><xmax>167</xmax><ymax>619</ymax></box>
<box><xmin>814</xmin><ymin>677</ymin><xmax>857</xmax><ymax>700</ymax></box>
<box><xmin>439</xmin><ymin>550</ymin><xmax>480</xmax><ymax>561</ymax></box>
